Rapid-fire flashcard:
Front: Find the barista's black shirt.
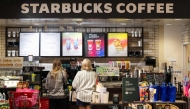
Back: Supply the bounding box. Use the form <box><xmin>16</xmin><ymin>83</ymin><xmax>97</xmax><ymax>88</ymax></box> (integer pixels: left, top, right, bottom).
<box><xmin>66</xmin><ymin>66</ymin><xmax>80</xmax><ymax>80</ymax></box>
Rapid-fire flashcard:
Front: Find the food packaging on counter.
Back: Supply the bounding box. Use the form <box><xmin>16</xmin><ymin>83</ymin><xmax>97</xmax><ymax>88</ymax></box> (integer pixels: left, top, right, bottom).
<box><xmin>94</xmin><ymin>92</ymin><xmax>100</xmax><ymax>103</ymax></box>
<box><xmin>96</xmin><ymin>82</ymin><xmax>104</xmax><ymax>92</ymax></box>
<box><xmin>100</xmin><ymin>87</ymin><xmax>107</xmax><ymax>103</ymax></box>
<box><xmin>102</xmin><ymin>91</ymin><xmax>109</xmax><ymax>103</ymax></box>
<box><xmin>139</xmin><ymin>86</ymin><xmax>149</xmax><ymax>102</ymax></box>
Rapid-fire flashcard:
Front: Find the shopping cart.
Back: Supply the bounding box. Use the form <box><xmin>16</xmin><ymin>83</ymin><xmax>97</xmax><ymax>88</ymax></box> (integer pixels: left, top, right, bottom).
<box><xmin>39</xmin><ymin>98</ymin><xmax>49</xmax><ymax>109</ymax></box>
<box><xmin>8</xmin><ymin>91</ymin><xmax>40</xmax><ymax>109</ymax></box>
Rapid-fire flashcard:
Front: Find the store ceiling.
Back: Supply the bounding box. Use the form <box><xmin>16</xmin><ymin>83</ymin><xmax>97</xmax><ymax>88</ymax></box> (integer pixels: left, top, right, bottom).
<box><xmin>0</xmin><ymin>19</ymin><xmax>189</xmax><ymax>27</ymax></box>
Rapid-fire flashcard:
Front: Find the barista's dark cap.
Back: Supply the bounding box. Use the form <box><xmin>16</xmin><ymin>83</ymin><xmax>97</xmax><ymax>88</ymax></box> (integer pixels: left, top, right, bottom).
<box><xmin>70</xmin><ymin>57</ymin><xmax>77</xmax><ymax>62</ymax></box>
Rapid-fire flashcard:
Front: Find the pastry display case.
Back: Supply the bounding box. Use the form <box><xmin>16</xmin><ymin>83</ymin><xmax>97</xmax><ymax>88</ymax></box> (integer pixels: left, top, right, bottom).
<box><xmin>0</xmin><ymin>70</ymin><xmax>22</xmax><ymax>88</ymax></box>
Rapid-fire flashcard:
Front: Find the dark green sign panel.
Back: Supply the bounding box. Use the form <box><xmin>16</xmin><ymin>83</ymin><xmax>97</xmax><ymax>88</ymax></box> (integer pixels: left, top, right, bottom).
<box><xmin>122</xmin><ymin>78</ymin><xmax>139</xmax><ymax>102</ymax></box>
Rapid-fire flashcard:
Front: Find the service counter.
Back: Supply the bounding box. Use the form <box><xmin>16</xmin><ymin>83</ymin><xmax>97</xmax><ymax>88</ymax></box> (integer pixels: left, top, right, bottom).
<box><xmin>91</xmin><ymin>85</ymin><xmax>122</xmax><ymax>109</ymax></box>
<box><xmin>69</xmin><ymin>85</ymin><xmax>122</xmax><ymax>109</ymax></box>
<box><xmin>92</xmin><ymin>81</ymin><xmax>187</xmax><ymax>109</ymax></box>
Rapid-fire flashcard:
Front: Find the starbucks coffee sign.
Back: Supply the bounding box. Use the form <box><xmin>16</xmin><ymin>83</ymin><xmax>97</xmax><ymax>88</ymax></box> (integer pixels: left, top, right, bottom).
<box><xmin>21</xmin><ymin>3</ymin><xmax>174</xmax><ymax>14</ymax></box>
<box><xmin>0</xmin><ymin>0</ymin><xmax>189</xmax><ymax>18</ymax></box>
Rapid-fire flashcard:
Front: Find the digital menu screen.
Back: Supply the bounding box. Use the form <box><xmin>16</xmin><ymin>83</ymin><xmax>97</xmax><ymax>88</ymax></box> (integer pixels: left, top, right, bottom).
<box><xmin>40</xmin><ymin>33</ymin><xmax>60</xmax><ymax>56</ymax></box>
<box><xmin>84</xmin><ymin>33</ymin><xmax>105</xmax><ymax>57</ymax></box>
<box><xmin>19</xmin><ymin>33</ymin><xmax>39</xmax><ymax>56</ymax></box>
<box><xmin>62</xmin><ymin>32</ymin><xmax>83</xmax><ymax>56</ymax></box>
<box><xmin>107</xmin><ymin>33</ymin><xmax>128</xmax><ymax>57</ymax></box>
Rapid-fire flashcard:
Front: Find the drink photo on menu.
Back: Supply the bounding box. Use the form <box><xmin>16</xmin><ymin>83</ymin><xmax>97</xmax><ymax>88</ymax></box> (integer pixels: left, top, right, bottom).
<box><xmin>62</xmin><ymin>32</ymin><xmax>83</xmax><ymax>56</ymax></box>
<box><xmin>84</xmin><ymin>33</ymin><xmax>105</xmax><ymax>57</ymax></box>
<box><xmin>107</xmin><ymin>33</ymin><xmax>128</xmax><ymax>57</ymax></box>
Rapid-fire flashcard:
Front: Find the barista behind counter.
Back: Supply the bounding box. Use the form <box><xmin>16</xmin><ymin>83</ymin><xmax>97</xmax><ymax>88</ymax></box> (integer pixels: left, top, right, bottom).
<box><xmin>66</xmin><ymin>57</ymin><xmax>81</xmax><ymax>85</ymax></box>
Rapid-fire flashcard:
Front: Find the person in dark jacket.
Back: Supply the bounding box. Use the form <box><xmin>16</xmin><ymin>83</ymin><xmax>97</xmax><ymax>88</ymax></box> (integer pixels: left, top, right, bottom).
<box><xmin>66</xmin><ymin>57</ymin><xmax>81</xmax><ymax>85</ymax></box>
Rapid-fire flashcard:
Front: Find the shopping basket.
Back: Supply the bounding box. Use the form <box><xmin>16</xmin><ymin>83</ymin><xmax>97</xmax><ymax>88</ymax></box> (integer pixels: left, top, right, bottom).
<box><xmin>9</xmin><ymin>91</ymin><xmax>40</xmax><ymax>109</ymax></box>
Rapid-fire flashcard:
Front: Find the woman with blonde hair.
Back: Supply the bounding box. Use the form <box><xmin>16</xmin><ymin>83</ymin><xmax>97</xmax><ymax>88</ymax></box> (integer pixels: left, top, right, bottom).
<box><xmin>45</xmin><ymin>59</ymin><xmax>68</xmax><ymax>109</ymax></box>
<box><xmin>72</xmin><ymin>58</ymin><xmax>97</xmax><ymax>109</ymax></box>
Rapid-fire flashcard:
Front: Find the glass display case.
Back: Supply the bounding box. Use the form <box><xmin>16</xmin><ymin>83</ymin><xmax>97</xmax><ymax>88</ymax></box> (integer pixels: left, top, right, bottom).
<box><xmin>0</xmin><ymin>70</ymin><xmax>22</xmax><ymax>88</ymax></box>
<box><xmin>0</xmin><ymin>57</ymin><xmax>24</xmax><ymax>100</ymax></box>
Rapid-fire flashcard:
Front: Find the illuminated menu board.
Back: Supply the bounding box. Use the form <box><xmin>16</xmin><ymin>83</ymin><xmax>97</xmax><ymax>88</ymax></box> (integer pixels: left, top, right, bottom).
<box><xmin>84</xmin><ymin>33</ymin><xmax>105</xmax><ymax>57</ymax></box>
<box><xmin>40</xmin><ymin>33</ymin><xmax>60</xmax><ymax>56</ymax></box>
<box><xmin>62</xmin><ymin>32</ymin><xmax>83</xmax><ymax>56</ymax></box>
<box><xmin>107</xmin><ymin>33</ymin><xmax>128</xmax><ymax>57</ymax></box>
<box><xmin>19</xmin><ymin>33</ymin><xmax>39</xmax><ymax>56</ymax></box>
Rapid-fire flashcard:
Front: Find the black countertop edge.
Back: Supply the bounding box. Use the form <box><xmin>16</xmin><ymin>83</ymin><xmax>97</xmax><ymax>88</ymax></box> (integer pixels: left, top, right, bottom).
<box><xmin>0</xmin><ymin>87</ymin><xmax>16</xmax><ymax>89</ymax></box>
<box><xmin>91</xmin><ymin>100</ymin><xmax>187</xmax><ymax>105</ymax></box>
<box><xmin>91</xmin><ymin>101</ymin><xmax>123</xmax><ymax>105</ymax></box>
<box><xmin>122</xmin><ymin>100</ymin><xmax>187</xmax><ymax>104</ymax></box>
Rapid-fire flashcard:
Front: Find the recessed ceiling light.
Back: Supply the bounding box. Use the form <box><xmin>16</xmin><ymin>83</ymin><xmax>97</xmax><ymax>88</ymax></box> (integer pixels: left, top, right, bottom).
<box><xmin>120</xmin><ymin>23</ymin><xmax>126</xmax><ymax>25</ymax></box>
<box><xmin>166</xmin><ymin>24</ymin><xmax>171</xmax><ymax>25</ymax></box>
<box><xmin>59</xmin><ymin>26</ymin><xmax>65</xmax><ymax>30</ymax></box>
<box><xmin>33</xmin><ymin>23</ymin><xmax>39</xmax><ymax>26</ymax></box>
<box><xmin>44</xmin><ymin>26</ymin><xmax>48</xmax><ymax>31</ymax></box>
<box><xmin>175</xmin><ymin>19</ymin><xmax>181</xmax><ymax>20</ymax></box>
<box><xmin>76</xmin><ymin>21</ymin><xmax>83</xmax><ymax>25</ymax></box>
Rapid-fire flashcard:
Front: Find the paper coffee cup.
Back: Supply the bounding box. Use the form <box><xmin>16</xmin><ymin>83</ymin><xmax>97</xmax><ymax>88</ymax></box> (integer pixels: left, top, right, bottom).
<box><xmin>11</xmin><ymin>50</ymin><xmax>15</xmax><ymax>57</ymax></box>
<box><xmin>31</xmin><ymin>74</ymin><xmax>36</xmax><ymax>82</ymax></box>
<box><xmin>135</xmin><ymin>31</ymin><xmax>138</xmax><ymax>37</ymax></box>
<box><xmin>131</xmin><ymin>31</ymin><xmax>134</xmax><ymax>37</ymax></box>
<box><xmin>16</xmin><ymin>31</ymin><xmax>19</xmax><ymax>37</ymax></box>
<box><xmin>139</xmin><ymin>31</ymin><xmax>141</xmax><ymax>37</ymax></box>
<box><xmin>8</xmin><ymin>31</ymin><xmax>11</xmax><ymax>37</ymax></box>
<box><xmin>16</xmin><ymin>51</ymin><xmax>18</xmax><ymax>56</ymax></box>
<box><xmin>7</xmin><ymin>50</ymin><xmax>11</xmax><ymax>56</ymax></box>
<box><xmin>138</xmin><ymin>41</ymin><xmax>141</xmax><ymax>47</ymax></box>
<box><xmin>12</xmin><ymin>31</ymin><xmax>16</xmax><ymax>37</ymax></box>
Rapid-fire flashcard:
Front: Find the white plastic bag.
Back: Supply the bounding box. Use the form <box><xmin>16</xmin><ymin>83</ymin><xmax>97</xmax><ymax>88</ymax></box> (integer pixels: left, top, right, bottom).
<box><xmin>96</xmin><ymin>82</ymin><xmax>104</xmax><ymax>92</ymax></box>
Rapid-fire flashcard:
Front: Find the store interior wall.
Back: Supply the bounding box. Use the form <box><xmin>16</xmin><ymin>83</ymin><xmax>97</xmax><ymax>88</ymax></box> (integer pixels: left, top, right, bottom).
<box><xmin>186</xmin><ymin>44</ymin><xmax>190</xmax><ymax>78</ymax></box>
<box><xmin>0</xmin><ymin>27</ymin><xmax>5</xmax><ymax>57</ymax></box>
<box><xmin>182</xmin><ymin>23</ymin><xmax>190</xmax><ymax>78</ymax></box>
<box><xmin>158</xmin><ymin>25</ymin><xmax>164</xmax><ymax>72</ymax></box>
<box><xmin>0</xmin><ymin>26</ymin><xmax>159</xmax><ymax>71</ymax></box>
<box><xmin>163</xmin><ymin>25</ymin><xmax>182</xmax><ymax>69</ymax></box>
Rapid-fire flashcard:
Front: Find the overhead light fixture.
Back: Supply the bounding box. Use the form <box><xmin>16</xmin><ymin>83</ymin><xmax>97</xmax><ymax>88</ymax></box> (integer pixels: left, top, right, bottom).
<box><xmin>120</xmin><ymin>23</ymin><xmax>126</xmax><ymax>25</ymax></box>
<box><xmin>76</xmin><ymin>21</ymin><xmax>83</xmax><ymax>25</ymax></box>
<box><xmin>77</xmin><ymin>23</ymin><xmax>83</xmax><ymax>25</ymax></box>
<box><xmin>67</xmin><ymin>26</ymin><xmax>73</xmax><ymax>30</ymax></box>
<box><xmin>59</xmin><ymin>26</ymin><xmax>65</xmax><ymax>31</ymax></box>
<box><xmin>175</xmin><ymin>19</ymin><xmax>181</xmax><ymax>20</ymax></box>
<box><xmin>125</xmin><ymin>19</ymin><xmax>131</xmax><ymax>20</ymax></box>
<box><xmin>28</xmin><ymin>26</ymin><xmax>33</xmax><ymax>31</ymax></box>
<box><xmin>183</xmin><ymin>42</ymin><xmax>190</xmax><ymax>45</ymax></box>
<box><xmin>166</xmin><ymin>24</ymin><xmax>171</xmax><ymax>25</ymax></box>
<box><xmin>3</xmin><ymin>78</ymin><xmax>9</xmax><ymax>81</ymax></box>
<box><xmin>44</xmin><ymin>26</ymin><xmax>48</xmax><ymax>31</ymax></box>
<box><xmin>33</xmin><ymin>23</ymin><xmax>39</xmax><ymax>26</ymax></box>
